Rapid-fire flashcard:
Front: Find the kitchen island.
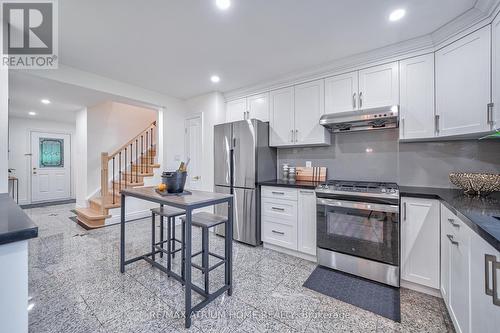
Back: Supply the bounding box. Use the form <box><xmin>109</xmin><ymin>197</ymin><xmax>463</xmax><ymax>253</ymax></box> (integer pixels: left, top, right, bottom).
<box><xmin>119</xmin><ymin>187</ymin><xmax>233</xmax><ymax>328</ymax></box>
<box><xmin>0</xmin><ymin>193</ymin><xmax>38</xmax><ymax>333</ymax></box>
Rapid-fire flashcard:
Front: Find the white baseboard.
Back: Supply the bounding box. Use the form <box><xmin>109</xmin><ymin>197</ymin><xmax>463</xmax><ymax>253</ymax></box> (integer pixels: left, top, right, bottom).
<box><xmin>263</xmin><ymin>243</ymin><xmax>317</xmax><ymax>263</ymax></box>
<box><xmin>106</xmin><ymin>209</ymin><xmax>151</xmax><ymax>225</ymax></box>
<box><xmin>401</xmin><ymin>279</ymin><xmax>442</xmax><ymax>298</ymax></box>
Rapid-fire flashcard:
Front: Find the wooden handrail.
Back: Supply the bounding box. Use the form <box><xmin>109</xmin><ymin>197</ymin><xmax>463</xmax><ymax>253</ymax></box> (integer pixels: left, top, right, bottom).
<box><xmin>107</xmin><ymin>121</ymin><xmax>156</xmax><ymax>160</ymax></box>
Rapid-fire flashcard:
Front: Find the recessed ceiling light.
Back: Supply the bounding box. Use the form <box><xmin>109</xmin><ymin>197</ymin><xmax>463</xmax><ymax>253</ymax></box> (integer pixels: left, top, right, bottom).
<box><xmin>216</xmin><ymin>0</ymin><xmax>231</xmax><ymax>10</ymax></box>
<box><xmin>41</xmin><ymin>99</ymin><xmax>51</xmax><ymax>104</ymax></box>
<box><xmin>28</xmin><ymin>111</ymin><xmax>37</xmax><ymax>116</ymax></box>
<box><xmin>389</xmin><ymin>9</ymin><xmax>406</xmax><ymax>22</ymax></box>
<box><xmin>210</xmin><ymin>75</ymin><xmax>221</xmax><ymax>83</ymax></box>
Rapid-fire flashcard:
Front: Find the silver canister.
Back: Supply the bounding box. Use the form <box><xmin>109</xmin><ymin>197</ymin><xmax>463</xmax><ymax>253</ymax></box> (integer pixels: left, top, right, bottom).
<box><xmin>281</xmin><ymin>164</ymin><xmax>289</xmax><ymax>181</ymax></box>
<box><xmin>288</xmin><ymin>166</ymin><xmax>296</xmax><ymax>182</ymax></box>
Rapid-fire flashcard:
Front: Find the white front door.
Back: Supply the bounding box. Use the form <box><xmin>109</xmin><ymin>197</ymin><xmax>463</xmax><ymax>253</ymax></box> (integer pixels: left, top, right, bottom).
<box><xmin>31</xmin><ymin>132</ymin><xmax>71</xmax><ymax>202</ymax></box>
<box><xmin>184</xmin><ymin>116</ymin><xmax>203</xmax><ymax>190</ymax></box>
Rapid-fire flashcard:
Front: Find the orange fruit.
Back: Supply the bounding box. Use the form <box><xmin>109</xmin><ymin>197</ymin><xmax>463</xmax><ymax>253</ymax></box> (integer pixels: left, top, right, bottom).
<box><xmin>157</xmin><ymin>183</ymin><xmax>167</xmax><ymax>191</ymax></box>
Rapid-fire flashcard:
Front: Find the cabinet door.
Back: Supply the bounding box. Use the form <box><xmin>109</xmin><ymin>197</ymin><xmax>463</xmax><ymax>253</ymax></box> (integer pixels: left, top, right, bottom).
<box><xmin>294</xmin><ymin>80</ymin><xmax>329</xmax><ymax>145</ymax></box>
<box><xmin>297</xmin><ymin>189</ymin><xmax>317</xmax><ymax>256</ymax></box>
<box><xmin>325</xmin><ymin>71</ymin><xmax>359</xmax><ymax>113</ymax></box>
<box><xmin>401</xmin><ymin>197</ymin><xmax>440</xmax><ymax>289</ymax></box>
<box><xmin>399</xmin><ymin>54</ymin><xmax>436</xmax><ymax>140</ymax></box>
<box><xmin>247</xmin><ymin>93</ymin><xmax>269</xmax><ymax>122</ymax></box>
<box><xmin>269</xmin><ymin>87</ymin><xmax>294</xmax><ymax>146</ymax></box>
<box><xmin>358</xmin><ymin>62</ymin><xmax>399</xmax><ymax>109</ymax></box>
<box><xmin>226</xmin><ymin>98</ymin><xmax>247</xmax><ymax>123</ymax></box>
<box><xmin>448</xmin><ymin>218</ymin><xmax>471</xmax><ymax>333</ymax></box>
<box><xmin>436</xmin><ymin>26</ymin><xmax>491</xmax><ymax>136</ymax></box>
<box><xmin>470</xmin><ymin>231</ymin><xmax>500</xmax><ymax>333</ymax></box>
<box><xmin>493</xmin><ymin>15</ymin><xmax>500</xmax><ymax>128</ymax></box>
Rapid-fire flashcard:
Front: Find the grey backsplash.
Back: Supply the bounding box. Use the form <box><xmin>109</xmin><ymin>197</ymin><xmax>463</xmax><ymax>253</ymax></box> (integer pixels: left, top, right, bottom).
<box><xmin>277</xmin><ymin>129</ymin><xmax>500</xmax><ymax>188</ymax></box>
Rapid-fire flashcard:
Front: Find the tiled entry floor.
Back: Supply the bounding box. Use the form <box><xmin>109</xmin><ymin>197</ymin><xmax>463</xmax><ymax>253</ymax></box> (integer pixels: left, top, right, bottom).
<box><xmin>26</xmin><ymin>203</ymin><xmax>454</xmax><ymax>333</ymax></box>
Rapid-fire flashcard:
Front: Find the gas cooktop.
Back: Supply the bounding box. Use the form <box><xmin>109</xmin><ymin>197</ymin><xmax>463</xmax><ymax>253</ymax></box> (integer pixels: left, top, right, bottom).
<box><xmin>315</xmin><ymin>180</ymin><xmax>399</xmax><ymax>200</ymax></box>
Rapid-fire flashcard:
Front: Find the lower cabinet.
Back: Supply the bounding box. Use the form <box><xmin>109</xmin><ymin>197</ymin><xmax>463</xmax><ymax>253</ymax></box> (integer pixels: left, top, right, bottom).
<box><xmin>261</xmin><ymin>186</ymin><xmax>316</xmax><ymax>257</ymax></box>
<box><xmin>401</xmin><ymin>197</ymin><xmax>440</xmax><ymax>289</ymax></box>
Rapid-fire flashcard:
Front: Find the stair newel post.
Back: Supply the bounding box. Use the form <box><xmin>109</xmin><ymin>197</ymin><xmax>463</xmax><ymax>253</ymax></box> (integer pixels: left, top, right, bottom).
<box><xmin>100</xmin><ymin>152</ymin><xmax>109</xmax><ymax>213</ymax></box>
<box><xmin>145</xmin><ymin>131</ymin><xmax>149</xmax><ymax>174</ymax></box>
<box><xmin>141</xmin><ymin>135</ymin><xmax>144</xmax><ymax>174</ymax></box>
<box><xmin>112</xmin><ymin>157</ymin><xmax>115</xmax><ymax>205</ymax></box>
<box><xmin>130</xmin><ymin>143</ymin><xmax>133</xmax><ymax>184</ymax></box>
<box><xmin>119</xmin><ymin>152</ymin><xmax>122</xmax><ymax>193</ymax></box>
<box><xmin>124</xmin><ymin>147</ymin><xmax>127</xmax><ymax>188</ymax></box>
<box><xmin>150</xmin><ymin>127</ymin><xmax>154</xmax><ymax>168</ymax></box>
<box><xmin>135</xmin><ymin>139</ymin><xmax>138</xmax><ymax>183</ymax></box>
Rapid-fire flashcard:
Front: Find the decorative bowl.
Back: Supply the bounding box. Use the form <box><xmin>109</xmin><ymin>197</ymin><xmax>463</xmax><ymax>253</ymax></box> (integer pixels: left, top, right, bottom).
<box><xmin>449</xmin><ymin>172</ymin><xmax>500</xmax><ymax>196</ymax></box>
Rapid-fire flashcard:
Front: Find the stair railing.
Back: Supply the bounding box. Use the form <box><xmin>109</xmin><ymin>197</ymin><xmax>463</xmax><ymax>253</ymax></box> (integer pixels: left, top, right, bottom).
<box><xmin>100</xmin><ymin>121</ymin><xmax>156</xmax><ymax>209</ymax></box>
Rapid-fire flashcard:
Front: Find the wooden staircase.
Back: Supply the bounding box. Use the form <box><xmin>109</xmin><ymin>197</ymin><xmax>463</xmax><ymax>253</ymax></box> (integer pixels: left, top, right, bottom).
<box><xmin>76</xmin><ymin>121</ymin><xmax>159</xmax><ymax>229</ymax></box>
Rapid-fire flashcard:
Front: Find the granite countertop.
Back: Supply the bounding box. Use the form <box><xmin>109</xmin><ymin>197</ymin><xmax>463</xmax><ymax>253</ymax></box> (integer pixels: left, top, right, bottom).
<box><xmin>259</xmin><ymin>179</ymin><xmax>321</xmax><ymax>190</ymax></box>
<box><xmin>400</xmin><ymin>187</ymin><xmax>500</xmax><ymax>252</ymax></box>
<box><xmin>0</xmin><ymin>193</ymin><xmax>38</xmax><ymax>245</ymax></box>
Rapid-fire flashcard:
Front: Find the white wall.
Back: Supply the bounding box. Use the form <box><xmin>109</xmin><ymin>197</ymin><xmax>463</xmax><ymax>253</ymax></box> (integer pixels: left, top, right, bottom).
<box><xmin>0</xmin><ymin>67</ymin><xmax>8</xmax><ymax>193</ymax></box>
<box><xmin>8</xmin><ymin>117</ymin><xmax>76</xmax><ymax>205</ymax></box>
<box><xmin>184</xmin><ymin>92</ymin><xmax>226</xmax><ymax>192</ymax></box>
<box><xmin>75</xmin><ymin>108</ymin><xmax>88</xmax><ymax>208</ymax></box>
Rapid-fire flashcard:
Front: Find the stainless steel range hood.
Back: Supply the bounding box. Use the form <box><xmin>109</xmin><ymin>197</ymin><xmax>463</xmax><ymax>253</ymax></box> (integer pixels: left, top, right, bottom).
<box><xmin>320</xmin><ymin>105</ymin><xmax>399</xmax><ymax>133</ymax></box>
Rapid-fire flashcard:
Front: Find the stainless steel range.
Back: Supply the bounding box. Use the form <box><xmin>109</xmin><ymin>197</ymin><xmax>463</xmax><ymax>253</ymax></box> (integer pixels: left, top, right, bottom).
<box><xmin>315</xmin><ymin>180</ymin><xmax>400</xmax><ymax>287</ymax></box>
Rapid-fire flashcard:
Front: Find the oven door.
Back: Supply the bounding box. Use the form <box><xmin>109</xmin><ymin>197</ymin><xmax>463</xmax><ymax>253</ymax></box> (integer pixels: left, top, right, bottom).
<box><xmin>316</xmin><ymin>197</ymin><xmax>399</xmax><ymax>266</ymax></box>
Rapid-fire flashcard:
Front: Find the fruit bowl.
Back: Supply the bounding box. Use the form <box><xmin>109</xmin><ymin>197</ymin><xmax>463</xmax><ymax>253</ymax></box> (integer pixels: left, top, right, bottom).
<box><xmin>449</xmin><ymin>172</ymin><xmax>500</xmax><ymax>196</ymax></box>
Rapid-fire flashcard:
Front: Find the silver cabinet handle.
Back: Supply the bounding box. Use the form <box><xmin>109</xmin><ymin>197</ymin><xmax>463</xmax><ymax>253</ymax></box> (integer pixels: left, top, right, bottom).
<box><xmin>447</xmin><ymin>234</ymin><xmax>459</xmax><ymax>246</ymax></box>
<box><xmin>290</xmin><ymin>129</ymin><xmax>294</xmax><ymax>142</ymax></box>
<box><xmin>272</xmin><ymin>191</ymin><xmax>285</xmax><ymax>195</ymax></box>
<box><xmin>295</xmin><ymin>129</ymin><xmax>298</xmax><ymax>143</ymax></box>
<box><xmin>403</xmin><ymin>202</ymin><xmax>407</xmax><ymax>221</ymax></box>
<box><xmin>494</xmin><ymin>261</ymin><xmax>500</xmax><ymax>306</ymax></box>
<box><xmin>485</xmin><ymin>254</ymin><xmax>495</xmax><ymax>296</ymax></box>
<box><xmin>401</xmin><ymin>118</ymin><xmax>405</xmax><ymax>138</ymax></box>
<box><xmin>271</xmin><ymin>207</ymin><xmax>285</xmax><ymax>211</ymax></box>
<box><xmin>300</xmin><ymin>190</ymin><xmax>314</xmax><ymax>194</ymax></box>
<box><xmin>435</xmin><ymin>114</ymin><xmax>440</xmax><ymax>134</ymax></box>
<box><xmin>359</xmin><ymin>92</ymin><xmax>363</xmax><ymax>108</ymax></box>
<box><xmin>271</xmin><ymin>230</ymin><xmax>285</xmax><ymax>235</ymax></box>
<box><xmin>352</xmin><ymin>93</ymin><xmax>357</xmax><ymax>109</ymax></box>
<box><xmin>487</xmin><ymin>103</ymin><xmax>494</xmax><ymax>125</ymax></box>
<box><xmin>448</xmin><ymin>218</ymin><xmax>460</xmax><ymax>228</ymax></box>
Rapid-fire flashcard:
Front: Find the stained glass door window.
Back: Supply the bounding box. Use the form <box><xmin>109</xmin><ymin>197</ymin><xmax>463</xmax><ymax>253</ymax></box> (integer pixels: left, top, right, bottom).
<box><xmin>39</xmin><ymin>138</ymin><xmax>64</xmax><ymax>167</ymax></box>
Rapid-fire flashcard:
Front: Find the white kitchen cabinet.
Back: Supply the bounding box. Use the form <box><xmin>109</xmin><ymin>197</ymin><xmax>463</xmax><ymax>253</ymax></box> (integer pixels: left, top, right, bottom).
<box><xmin>401</xmin><ymin>197</ymin><xmax>440</xmax><ymax>289</ymax></box>
<box><xmin>399</xmin><ymin>54</ymin><xmax>436</xmax><ymax>140</ymax></box>
<box><xmin>324</xmin><ymin>71</ymin><xmax>358</xmax><ymax>114</ymax></box>
<box><xmin>440</xmin><ymin>205</ymin><xmax>451</xmax><ymax>304</ymax></box>
<box><xmin>493</xmin><ymin>14</ymin><xmax>500</xmax><ymax>128</ymax></box>
<box><xmin>269</xmin><ymin>87</ymin><xmax>295</xmax><ymax>146</ymax></box>
<box><xmin>441</xmin><ymin>205</ymin><xmax>471</xmax><ymax>333</ymax></box>
<box><xmin>436</xmin><ymin>26</ymin><xmax>491</xmax><ymax>137</ymax></box>
<box><xmin>261</xmin><ymin>186</ymin><xmax>317</xmax><ymax>258</ymax></box>
<box><xmin>297</xmin><ymin>189</ymin><xmax>317</xmax><ymax>256</ymax></box>
<box><xmin>294</xmin><ymin>80</ymin><xmax>329</xmax><ymax>146</ymax></box>
<box><xmin>226</xmin><ymin>98</ymin><xmax>247</xmax><ymax>123</ymax></box>
<box><xmin>469</xmin><ymin>230</ymin><xmax>500</xmax><ymax>333</ymax></box>
<box><xmin>269</xmin><ymin>81</ymin><xmax>329</xmax><ymax>147</ymax></box>
<box><xmin>247</xmin><ymin>93</ymin><xmax>270</xmax><ymax>122</ymax></box>
<box><xmin>358</xmin><ymin>62</ymin><xmax>399</xmax><ymax>109</ymax></box>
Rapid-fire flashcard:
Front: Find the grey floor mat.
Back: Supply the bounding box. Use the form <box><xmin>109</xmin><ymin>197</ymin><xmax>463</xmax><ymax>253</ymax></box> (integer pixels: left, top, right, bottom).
<box><xmin>303</xmin><ymin>266</ymin><xmax>401</xmax><ymax>322</ymax></box>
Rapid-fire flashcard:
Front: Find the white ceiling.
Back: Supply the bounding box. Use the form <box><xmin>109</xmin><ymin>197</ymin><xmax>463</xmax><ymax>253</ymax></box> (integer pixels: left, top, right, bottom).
<box><xmin>57</xmin><ymin>0</ymin><xmax>477</xmax><ymax>99</ymax></box>
<box><xmin>9</xmin><ymin>72</ymin><xmax>156</xmax><ymax>123</ymax></box>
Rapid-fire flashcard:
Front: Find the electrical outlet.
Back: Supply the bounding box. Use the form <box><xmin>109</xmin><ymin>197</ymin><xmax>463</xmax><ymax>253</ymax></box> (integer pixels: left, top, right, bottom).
<box><xmin>306</xmin><ymin>161</ymin><xmax>312</xmax><ymax>168</ymax></box>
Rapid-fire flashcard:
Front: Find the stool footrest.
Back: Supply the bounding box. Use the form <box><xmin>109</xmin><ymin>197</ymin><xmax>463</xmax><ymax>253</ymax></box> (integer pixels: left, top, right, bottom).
<box><xmin>154</xmin><ymin>245</ymin><xmax>183</xmax><ymax>256</ymax></box>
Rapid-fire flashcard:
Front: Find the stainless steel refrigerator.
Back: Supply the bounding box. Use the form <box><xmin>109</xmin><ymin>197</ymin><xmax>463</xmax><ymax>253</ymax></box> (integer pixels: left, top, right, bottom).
<box><xmin>214</xmin><ymin>119</ymin><xmax>276</xmax><ymax>246</ymax></box>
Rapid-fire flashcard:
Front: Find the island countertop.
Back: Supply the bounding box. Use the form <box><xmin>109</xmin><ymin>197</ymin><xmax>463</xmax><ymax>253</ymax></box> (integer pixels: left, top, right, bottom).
<box><xmin>0</xmin><ymin>193</ymin><xmax>38</xmax><ymax>245</ymax></box>
<box><xmin>400</xmin><ymin>186</ymin><xmax>500</xmax><ymax>252</ymax></box>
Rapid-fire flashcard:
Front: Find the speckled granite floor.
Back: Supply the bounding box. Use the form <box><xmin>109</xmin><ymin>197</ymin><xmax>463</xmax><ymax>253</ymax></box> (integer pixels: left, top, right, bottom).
<box><xmin>25</xmin><ymin>203</ymin><xmax>455</xmax><ymax>333</ymax></box>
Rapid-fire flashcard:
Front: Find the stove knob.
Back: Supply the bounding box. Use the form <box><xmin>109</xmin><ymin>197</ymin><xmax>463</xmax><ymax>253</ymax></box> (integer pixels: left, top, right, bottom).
<box><xmin>381</xmin><ymin>188</ymin><xmax>387</xmax><ymax>193</ymax></box>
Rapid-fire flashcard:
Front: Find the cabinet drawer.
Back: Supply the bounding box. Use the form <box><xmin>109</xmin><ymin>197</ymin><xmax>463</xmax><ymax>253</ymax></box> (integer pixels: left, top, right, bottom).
<box><xmin>262</xmin><ymin>199</ymin><xmax>297</xmax><ymax>222</ymax></box>
<box><xmin>262</xmin><ymin>218</ymin><xmax>297</xmax><ymax>250</ymax></box>
<box><xmin>261</xmin><ymin>186</ymin><xmax>297</xmax><ymax>201</ymax></box>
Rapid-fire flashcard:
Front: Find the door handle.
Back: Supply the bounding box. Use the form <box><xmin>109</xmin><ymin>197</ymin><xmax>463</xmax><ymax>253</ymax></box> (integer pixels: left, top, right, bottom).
<box><xmin>403</xmin><ymin>202</ymin><xmax>407</xmax><ymax>221</ymax></box>
<box><xmin>485</xmin><ymin>254</ymin><xmax>495</xmax><ymax>296</ymax></box>
<box><xmin>447</xmin><ymin>234</ymin><xmax>459</xmax><ymax>246</ymax></box>
<box><xmin>290</xmin><ymin>129</ymin><xmax>294</xmax><ymax>142</ymax></box>
<box><xmin>271</xmin><ymin>207</ymin><xmax>285</xmax><ymax>211</ymax></box>
<box><xmin>359</xmin><ymin>92</ymin><xmax>363</xmax><ymax>108</ymax></box>
<box><xmin>447</xmin><ymin>218</ymin><xmax>460</xmax><ymax>228</ymax></box>
<box><xmin>493</xmin><ymin>260</ymin><xmax>500</xmax><ymax>306</ymax></box>
<box><xmin>295</xmin><ymin>129</ymin><xmax>298</xmax><ymax>143</ymax></box>
<box><xmin>435</xmin><ymin>114</ymin><xmax>440</xmax><ymax>134</ymax></box>
<box><xmin>271</xmin><ymin>230</ymin><xmax>285</xmax><ymax>235</ymax></box>
<box><xmin>352</xmin><ymin>93</ymin><xmax>357</xmax><ymax>109</ymax></box>
<box><xmin>487</xmin><ymin>103</ymin><xmax>494</xmax><ymax>125</ymax></box>
<box><xmin>401</xmin><ymin>118</ymin><xmax>405</xmax><ymax>137</ymax></box>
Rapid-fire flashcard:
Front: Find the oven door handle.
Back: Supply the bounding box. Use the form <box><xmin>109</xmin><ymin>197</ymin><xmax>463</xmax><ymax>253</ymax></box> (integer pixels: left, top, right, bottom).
<box><xmin>316</xmin><ymin>198</ymin><xmax>399</xmax><ymax>213</ymax></box>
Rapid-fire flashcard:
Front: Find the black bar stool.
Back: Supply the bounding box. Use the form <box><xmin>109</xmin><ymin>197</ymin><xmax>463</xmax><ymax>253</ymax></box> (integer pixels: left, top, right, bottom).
<box><xmin>180</xmin><ymin>212</ymin><xmax>228</xmax><ymax>294</ymax></box>
<box><xmin>151</xmin><ymin>206</ymin><xmax>185</xmax><ymax>272</ymax></box>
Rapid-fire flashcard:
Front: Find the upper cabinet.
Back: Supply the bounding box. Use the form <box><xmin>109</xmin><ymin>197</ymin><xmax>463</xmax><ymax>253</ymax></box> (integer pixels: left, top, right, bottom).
<box><xmin>324</xmin><ymin>62</ymin><xmax>399</xmax><ymax>114</ymax></box>
<box><xmin>226</xmin><ymin>93</ymin><xmax>270</xmax><ymax>123</ymax></box>
<box><xmin>325</xmin><ymin>71</ymin><xmax>359</xmax><ymax>114</ymax></box>
<box><xmin>399</xmin><ymin>54</ymin><xmax>436</xmax><ymax>140</ymax></box>
<box><xmin>493</xmin><ymin>14</ymin><xmax>500</xmax><ymax>128</ymax></box>
<box><xmin>436</xmin><ymin>26</ymin><xmax>492</xmax><ymax>136</ymax></box>
<box><xmin>358</xmin><ymin>62</ymin><xmax>399</xmax><ymax>109</ymax></box>
<box><xmin>269</xmin><ymin>79</ymin><xmax>330</xmax><ymax>147</ymax></box>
